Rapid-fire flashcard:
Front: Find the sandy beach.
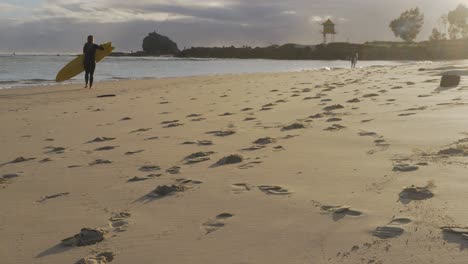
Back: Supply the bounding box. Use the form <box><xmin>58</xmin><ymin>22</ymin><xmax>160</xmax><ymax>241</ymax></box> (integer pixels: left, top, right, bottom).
<box><xmin>2</xmin><ymin>63</ymin><xmax>468</xmax><ymax>263</ymax></box>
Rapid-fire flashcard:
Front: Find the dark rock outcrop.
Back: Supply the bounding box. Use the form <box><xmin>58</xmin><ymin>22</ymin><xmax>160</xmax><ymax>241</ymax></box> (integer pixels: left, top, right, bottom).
<box><xmin>142</xmin><ymin>31</ymin><xmax>180</xmax><ymax>55</ymax></box>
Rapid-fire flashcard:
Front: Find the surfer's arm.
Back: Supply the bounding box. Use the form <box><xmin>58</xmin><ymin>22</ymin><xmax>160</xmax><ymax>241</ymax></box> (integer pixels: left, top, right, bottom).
<box><xmin>95</xmin><ymin>44</ymin><xmax>104</xmax><ymax>51</ymax></box>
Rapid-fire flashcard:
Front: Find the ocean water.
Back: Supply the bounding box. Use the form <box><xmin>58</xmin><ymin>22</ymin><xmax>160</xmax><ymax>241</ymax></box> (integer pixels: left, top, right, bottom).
<box><xmin>0</xmin><ymin>54</ymin><xmax>408</xmax><ymax>89</ymax></box>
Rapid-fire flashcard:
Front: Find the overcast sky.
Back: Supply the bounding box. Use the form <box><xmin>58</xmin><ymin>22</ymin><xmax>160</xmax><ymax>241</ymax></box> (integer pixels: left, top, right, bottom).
<box><xmin>0</xmin><ymin>0</ymin><xmax>467</xmax><ymax>53</ymax></box>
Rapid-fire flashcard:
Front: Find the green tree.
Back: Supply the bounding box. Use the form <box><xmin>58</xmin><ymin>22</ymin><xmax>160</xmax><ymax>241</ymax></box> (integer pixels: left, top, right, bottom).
<box><xmin>389</xmin><ymin>8</ymin><xmax>424</xmax><ymax>42</ymax></box>
<box><xmin>447</xmin><ymin>4</ymin><xmax>468</xmax><ymax>39</ymax></box>
<box><xmin>429</xmin><ymin>28</ymin><xmax>446</xmax><ymax>41</ymax></box>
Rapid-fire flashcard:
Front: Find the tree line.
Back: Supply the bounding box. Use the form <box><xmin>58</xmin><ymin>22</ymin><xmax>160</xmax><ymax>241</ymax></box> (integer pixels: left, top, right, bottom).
<box><xmin>390</xmin><ymin>4</ymin><xmax>468</xmax><ymax>42</ymax></box>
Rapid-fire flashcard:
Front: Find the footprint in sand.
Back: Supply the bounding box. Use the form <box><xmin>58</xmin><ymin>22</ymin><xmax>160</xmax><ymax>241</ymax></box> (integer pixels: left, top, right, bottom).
<box><xmin>166</xmin><ymin>166</ymin><xmax>181</xmax><ymax>174</ymax></box>
<box><xmin>238</xmin><ymin>160</ymin><xmax>263</xmax><ymax>169</ymax></box>
<box><xmin>393</xmin><ymin>163</ymin><xmax>418</xmax><ymax>172</ymax></box>
<box><xmin>125</xmin><ymin>150</ymin><xmax>144</xmax><ymax>155</ymax></box>
<box><xmin>187</xmin><ymin>113</ymin><xmax>202</xmax><ymax>118</ymax></box>
<box><xmin>139</xmin><ymin>165</ymin><xmax>161</xmax><ymax>172</ymax></box>
<box><xmin>398</xmin><ymin>113</ymin><xmax>416</xmax><ymax>117</ymax></box>
<box><xmin>95</xmin><ymin>146</ymin><xmax>118</xmax><ymax>151</ymax></box>
<box><xmin>241</xmin><ymin>107</ymin><xmax>254</xmax><ymax>112</ymax></box>
<box><xmin>9</xmin><ymin>157</ymin><xmax>36</xmax><ymax>164</ymax></box>
<box><xmin>323</xmin><ymin>104</ymin><xmax>344</xmax><ymax>111</ymax></box>
<box><xmin>388</xmin><ymin>217</ymin><xmax>412</xmax><ymax>225</ymax></box>
<box><xmin>347</xmin><ymin>98</ymin><xmax>360</xmax><ymax>103</ymax></box>
<box><xmin>242</xmin><ymin>145</ymin><xmax>266</xmax><ymax>151</ymax></box>
<box><xmin>127</xmin><ymin>174</ymin><xmax>161</xmax><ymax>182</ymax></box>
<box><xmin>175</xmin><ymin>178</ymin><xmax>203</xmax><ymax>185</ymax></box>
<box><xmin>258</xmin><ymin>185</ymin><xmax>291</xmax><ymax>195</ymax></box>
<box><xmin>304</xmin><ymin>96</ymin><xmax>321</xmax><ymax>100</ymax></box>
<box><xmin>199</xmin><ymin>140</ymin><xmax>215</xmax><ymax>146</ymax></box>
<box><xmin>89</xmin><ymin>159</ymin><xmax>112</xmax><ymax>166</ymax></box>
<box><xmin>39</xmin><ymin>158</ymin><xmax>52</xmax><ymax>163</ymax></box>
<box><xmin>109</xmin><ymin>211</ymin><xmax>131</xmax><ymax>232</ymax></box>
<box><xmin>185</xmin><ymin>151</ymin><xmax>214</xmax><ymax>164</ymax></box>
<box><xmin>441</xmin><ymin>227</ymin><xmax>468</xmax><ymax>240</ymax></box>
<box><xmin>372</xmin><ymin>225</ymin><xmax>404</xmax><ymax>239</ymax></box>
<box><xmin>161</xmin><ymin>120</ymin><xmax>179</xmax><ymax>125</ymax></box>
<box><xmin>358</xmin><ymin>131</ymin><xmax>377</xmax><ymax>137</ymax></box>
<box><xmin>36</xmin><ymin>192</ymin><xmax>69</xmax><ymax>203</ymax></box>
<box><xmin>320</xmin><ymin>205</ymin><xmax>363</xmax><ymax>219</ymax></box>
<box><xmin>87</xmin><ymin>137</ymin><xmax>115</xmax><ymax>143</ymax></box>
<box><xmin>146</xmin><ymin>184</ymin><xmax>188</xmax><ymax>198</ymax></box>
<box><xmin>324</xmin><ymin>124</ymin><xmax>346</xmax><ymax>131</ymax></box>
<box><xmin>61</xmin><ymin>228</ymin><xmax>106</xmax><ymax>247</ymax></box>
<box><xmin>282</xmin><ymin>123</ymin><xmax>305</xmax><ymax>131</ymax></box>
<box><xmin>130</xmin><ymin>128</ymin><xmax>152</xmax><ymax>134</ymax></box>
<box><xmin>76</xmin><ymin>251</ymin><xmax>115</xmax><ymax>264</ymax></box>
<box><xmin>202</xmin><ymin>213</ymin><xmax>234</xmax><ymax>234</ymax></box>
<box><xmin>0</xmin><ymin>173</ymin><xmax>20</xmax><ymax>187</ymax></box>
<box><xmin>362</xmin><ymin>93</ymin><xmax>379</xmax><ymax>98</ymax></box>
<box><xmin>253</xmin><ymin>137</ymin><xmax>276</xmax><ymax>145</ymax></box>
<box><xmin>163</xmin><ymin>121</ymin><xmax>183</xmax><ymax>128</ymax></box>
<box><xmin>44</xmin><ymin>146</ymin><xmax>66</xmax><ymax>154</ymax></box>
<box><xmin>372</xmin><ymin>218</ymin><xmax>411</xmax><ymax>239</ymax></box>
<box><xmin>326</xmin><ymin>118</ymin><xmax>342</xmax><ymax>122</ymax></box>
<box><xmin>309</xmin><ymin>113</ymin><xmax>324</xmax><ymax>119</ymax></box>
<box><xmin>206</xmin><ymin>130</ymin><xmax>236</xmax><ymax>137</ymax></box>
<box><xmin>399</xmin><ymin>184</ymin><xmax>434</xmax><ymax>201</ymax></box>
<box><xmin>231</xmin><ymin>183</ymin><xmax>252</xmax><ymax>194</ymax></box>
<box><xmin>215</xmin><ymin>155</ymin><xmax>243</xmax><ymax>166</ymax></box>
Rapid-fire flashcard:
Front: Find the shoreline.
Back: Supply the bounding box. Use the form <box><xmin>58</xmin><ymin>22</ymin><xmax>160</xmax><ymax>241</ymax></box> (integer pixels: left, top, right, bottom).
<box><xmin>0</xmin><ymin>59</ymin><xmax>416</xmax><ymax>90</ymax></box>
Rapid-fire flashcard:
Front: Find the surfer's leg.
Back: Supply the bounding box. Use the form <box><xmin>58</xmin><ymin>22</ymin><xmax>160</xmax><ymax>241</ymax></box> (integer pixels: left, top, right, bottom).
<box><xmin>84</xmin><ymin>65</ymin><xmax>89</xmax><ymax>88</ymax></box>
<box><xmin>89</xmin><ymin>63</ymin><xmax>96</xmax><ymax>88</ymax></box>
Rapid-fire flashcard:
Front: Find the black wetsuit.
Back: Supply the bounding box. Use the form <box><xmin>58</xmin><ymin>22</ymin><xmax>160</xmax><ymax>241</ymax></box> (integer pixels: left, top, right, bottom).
<box><xmin>83</xmin><ymin>43</ymin><xmax>104</xmax><ymax>87</ymax></box>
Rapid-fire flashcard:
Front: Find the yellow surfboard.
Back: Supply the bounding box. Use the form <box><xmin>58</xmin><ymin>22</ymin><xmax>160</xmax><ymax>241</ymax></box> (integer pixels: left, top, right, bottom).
<box><xmin>55</xmin><ymin>42</ymin><xmax>114</xmax><ymax>82</ymax></box>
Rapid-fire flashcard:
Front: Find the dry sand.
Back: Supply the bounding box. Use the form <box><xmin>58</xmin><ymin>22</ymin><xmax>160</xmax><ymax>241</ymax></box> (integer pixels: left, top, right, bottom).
<box><xmin>2</xmin><ymin>63</ymin><xmax>468</xmax><ymax>263</ymax></box>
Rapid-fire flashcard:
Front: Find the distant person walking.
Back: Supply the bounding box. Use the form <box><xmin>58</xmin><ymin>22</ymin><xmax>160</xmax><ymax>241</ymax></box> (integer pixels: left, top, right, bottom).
<box><xmin>351</xmin><ymin>52</ymin><xmax>359</xmax><ymax>68</ymax></box>
<box><xmin>83</xmin><ymin>35</ymin><xmax>104</xmax><ymax>88</ymax></box>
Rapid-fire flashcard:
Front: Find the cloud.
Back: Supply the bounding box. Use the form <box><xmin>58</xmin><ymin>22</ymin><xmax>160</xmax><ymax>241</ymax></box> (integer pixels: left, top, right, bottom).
<box><xmin>0</xmin><ymin>3</ymin><xmax>20</xmax><ymax>12</ymax></box>
<box><xmin>0</xmin><ymin>0</ymin><xmax>466</xmax><ymax>53</ymax></box>
<box><xmin>281</xmin><ymin>10</ymin><xmax>297</xmax><ymax>15</ymax></box>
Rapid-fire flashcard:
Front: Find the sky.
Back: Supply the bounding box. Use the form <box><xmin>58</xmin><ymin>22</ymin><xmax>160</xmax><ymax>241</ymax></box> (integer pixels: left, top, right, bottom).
<box><xmin>0</xmin><ymin>0</ymin><xmax>467</xmax><ymax>53</ymax></box>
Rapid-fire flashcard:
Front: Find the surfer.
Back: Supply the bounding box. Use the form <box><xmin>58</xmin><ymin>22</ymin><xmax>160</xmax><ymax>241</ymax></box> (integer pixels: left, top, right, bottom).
<box><xmin>83</xmin><ymin>35</ymin><xmax>104</xmax><ymax>88</ymax></box>
<box><xmin>351</xmin><ymin>52</ymin><xmax>359</xmax><ymax>69</ymax></box>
